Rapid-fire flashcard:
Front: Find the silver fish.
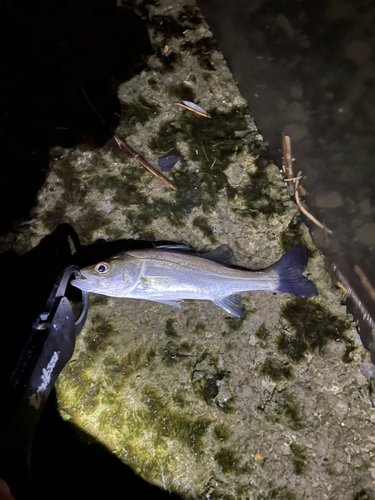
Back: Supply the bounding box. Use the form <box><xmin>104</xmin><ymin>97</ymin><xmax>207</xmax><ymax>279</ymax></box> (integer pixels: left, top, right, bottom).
<box><xmin>70</xmin><ymin>244</ymin><xmax>317</xmax><ymax>317</ymax></box>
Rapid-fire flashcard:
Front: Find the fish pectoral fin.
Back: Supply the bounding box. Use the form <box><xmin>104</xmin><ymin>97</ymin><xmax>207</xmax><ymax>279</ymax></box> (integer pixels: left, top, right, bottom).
<box><xmin>212</xmin><ymin>294</ymin><xmax>242</xmax><ymax>317</ymax></box>
<box><xmin>149</xmin><ymin>299</ymin><xmax>183</xmax><ymax>308</ymax></box>
<box><xmin>202</xmin><ymin>245</ymin><xmax>237</xmax><ymax>266</ymax></box>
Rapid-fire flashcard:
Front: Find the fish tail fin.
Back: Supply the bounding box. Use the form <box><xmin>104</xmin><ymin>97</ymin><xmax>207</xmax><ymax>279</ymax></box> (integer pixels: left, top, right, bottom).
<box><xmin>271</xmin><ymin>245</ymin><xmax>318</xmax><ymax>297</ymax></box>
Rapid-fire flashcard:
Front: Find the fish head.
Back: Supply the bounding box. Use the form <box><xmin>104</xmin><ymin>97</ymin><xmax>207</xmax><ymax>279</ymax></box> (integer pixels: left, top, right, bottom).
<box><xmin>70</xmin><ymin>253</ymin><xmax>140</xmax><ymax>296</ymax></box>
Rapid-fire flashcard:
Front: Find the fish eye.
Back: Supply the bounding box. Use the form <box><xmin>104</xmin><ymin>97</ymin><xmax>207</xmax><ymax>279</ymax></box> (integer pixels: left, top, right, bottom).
<box><xmin>95</xmin><ymin>262</ymin><xmax>110</xmax><ymax>274</ymax></box>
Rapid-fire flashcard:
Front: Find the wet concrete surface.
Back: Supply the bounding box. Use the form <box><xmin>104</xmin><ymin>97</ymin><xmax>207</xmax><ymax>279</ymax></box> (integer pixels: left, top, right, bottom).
<box><xmin>197</xmin><ymin>0</ymin><xmax>375</xmax><ymax>358</ymax></box>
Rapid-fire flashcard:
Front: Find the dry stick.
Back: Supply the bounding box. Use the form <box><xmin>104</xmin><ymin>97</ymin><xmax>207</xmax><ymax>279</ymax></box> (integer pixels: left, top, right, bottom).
<box><xmin>113</xmin><ymin>136</ymin><xmax>177</xmax><ymax>190</ymax></box>
<box><xmin>295</xmin><ymin>171</ymin><xmax>333</xmax><ymax>234</ymax></box>
<box><xmin>81</xmin><ymin>86</ymin><xmax>177</xmax><ymax>191</ymax></box>
<box><xmin>282</xmin><ymin>133</ymin><xmax>333</xmax><ymax>234</ymax></box>
<box><xmin>354</xmin><ymin>265</ymin><xmax>375</xmax><ymax>304</ymax></box>
<box><xmin>282</xmin><ymin>134</ymin><xmax>295</xmax><ymax>195</ymax></box>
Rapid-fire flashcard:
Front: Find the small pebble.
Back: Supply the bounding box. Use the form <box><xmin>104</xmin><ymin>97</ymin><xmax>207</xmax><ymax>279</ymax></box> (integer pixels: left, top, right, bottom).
<box><xmin>354</xmin><ymin>223</ymin><xmax>375</xmax><ymax>246</ymax></box>
<box><xmin>315</xmin><ymin>191</ymin><xmax>343</xmax><ymax>209</ymax></box>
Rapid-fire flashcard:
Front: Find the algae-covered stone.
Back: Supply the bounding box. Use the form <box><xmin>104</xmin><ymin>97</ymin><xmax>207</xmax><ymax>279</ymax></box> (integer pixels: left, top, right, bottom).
<box><xmin>4</xmin><ymin>0</ymin><xmax>375</xmax><ymax>498</ymax></box>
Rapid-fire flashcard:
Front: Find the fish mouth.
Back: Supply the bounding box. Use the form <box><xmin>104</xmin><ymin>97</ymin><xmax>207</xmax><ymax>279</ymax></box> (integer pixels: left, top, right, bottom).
<box><xmin>70</xmin><ymin>274</ymin><xmax>89</xmax><ymax>291</ymax></box>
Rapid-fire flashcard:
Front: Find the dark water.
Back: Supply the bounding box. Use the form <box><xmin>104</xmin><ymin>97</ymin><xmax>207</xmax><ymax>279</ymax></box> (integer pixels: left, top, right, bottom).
<box><xmin>198</xmin><ymin>0</ymin><xmax>375</xmax><ymax>350</ymax></box>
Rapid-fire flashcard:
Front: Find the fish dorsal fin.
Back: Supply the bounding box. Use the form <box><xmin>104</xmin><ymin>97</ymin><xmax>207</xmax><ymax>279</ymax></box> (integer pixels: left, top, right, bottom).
<box><xmin>212</xmin><ymin>294</ymin><xmax>242</xmax><ymax>317</ymax></box>
<box><xmin>202</xmin><ymin>245</ymin><xmax>237</xmax><ymax>266</ymax></box>
<box><xmin>154</xmin><ymin>244</ymin><xmax>195</xmax><ymax>252</ymax></box>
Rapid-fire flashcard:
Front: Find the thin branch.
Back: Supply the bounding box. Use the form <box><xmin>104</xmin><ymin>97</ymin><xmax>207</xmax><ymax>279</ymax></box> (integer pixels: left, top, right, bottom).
<box><xmin>283</xmin><ymin>175</ymin><xmax>302</xmax><ymax>182</ymax></box>
<box><xmin>295</xmin><ymin>171</ymin><xmax>333</xmax><ymax>234</ymax></box>
<box><xmin>113</xmin><ymin>136</ymin><xmax>177</xmax><ymax>191</ymax></box>
<box><xmin>81</xmin><ymin>86</ymin><xmax>177</xmax><ymax>190</ymax></box>
<box><xmin>282</xmin><ymin>134</ymin><xmax>295</xmax><ymax>195</ymax></box>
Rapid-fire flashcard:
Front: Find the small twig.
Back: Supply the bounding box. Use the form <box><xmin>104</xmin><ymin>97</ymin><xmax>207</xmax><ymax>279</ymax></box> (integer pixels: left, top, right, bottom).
<box><xmin>114</xmin><ymin>136</ymin><xmax>177</xmax><ymax>190</ymax></box>
<box><xmin>336</xmin><ymin>281</ymin><xmax>348</xmax><ymax>298</ymax></box>
<box><xmin>282</xmin><ymin>134</ymin><xmax>295</xmax><ymax>196</ymax></box>
<box><xmin>295</xmin><ymin>171</ymin><xmax>333</xmax><ymax>234</ymax></box>
<box><xmin>201</xmin><ymin>142</ymin><xmax>209</xmax><ymax>161</ymax></box>
<box><xmin>81</xmin><ymin>86</ymin><xmax>177</xmax><ymax>191</ymax></box>
<box><xmin>283</xmin><ymin>176</ymin><xmax>302</xmax><ymax>182</ymax></box>
<box><xmin>354</xmin><ymin>265</ymin><xmax>375</xmax><ymax>304</ymax></box>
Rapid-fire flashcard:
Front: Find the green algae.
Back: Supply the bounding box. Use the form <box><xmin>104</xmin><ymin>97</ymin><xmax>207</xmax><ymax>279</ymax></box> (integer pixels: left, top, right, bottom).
<box><xmin>138</xmin><ymin>385</ymin><xmax>212</xmax><ymax>454</ymax></box>
<box><xmin>278</xmin><ymin>297</ymin><xmax>352</xmax><ymax>363</ymax></box>
<box><xmin>280</xmin><ymin>213</ymin><xmax>309</xmax><ymax>253</ymax></box>
<box><xmin>157</xmin><ymin>51</ymin><xmax>182</xmax><ymax>73</ymax></box>
<box><xmin>172</xmin><ymin>388</ymin><xmax>187</xmax><ymax>408</ymax></box>
<box><xmin>164</xmin><ymin>318</ymin><xmax>180</xmax><ymax>338</ymax></box>
<box><xmin>280</xmin><ymin>393</ymin><xmax>305</xmax><ymax>431</ymax></box>
<box><xmin>127</xmin><ymin>198</ymin><xmax>187</xmax><ymax>232</ymax></box>
<box><xmin>177</xmin><ymin>4</ymin><xmax>202</xmax><ymax>28</ymax></box>
<box><xmin>57</xmin><ymin>369</ymin><xmax>100</xmax><ymax>416</ymax></box>
<box><xmin>193</xmin><ymin>216</ymin><xmax>217</xmax><ymax>243</ymax></box>
<box><xmin>352</xmin><ymin>489</ymin><xmax>375</xmax><ymax>500</ymax></box>
<box><xmin>193</xmin><ymin>322</ymin><xmax>207</xmax><ymax>335</ymax></box>
<box><xmin>261</xmin><ymin>357</ymin><xmax>293</xmax><ymax>381</ymax></box>
<box><xmin>255</xmin><ymin>323</ymin><xmax>270</xmax><ymax>347</ymax></box>
<box><xmin>193</xmin><ymin>375</ymin><xmax>219</xmax><ymax>405</ymax></box>
<box><xmin>213</xmin><ymin>424</ymin><xmax>231</xmax><ymax>441</ymax></box>
<box><xmin>102</xmin><ymin>345</ymin><xmax>156</xmax><ymax>390</ymax></box>
<box><xmin>167</xmin><ymin>83</ymin><xmax>196</xmax><ymax>102</ymax></box>
<box><xmin>181</xmin><ymin>36</ymin><xmax>218</xmax><ymax>71</ymax></box>
<box><xmin>290</xmin><ymin>442</ymin><xmax>309</xmax><ymax>475</ymax></box>
<box><xmin>237</xmin><ymin>167</ymin><xmax>285</xmax><ymax>217</ymax></box>
<box><xmin>152</xmin><ymin>14</ymin><xmax>187</xmax><ymax>43</ymax></box>
<box><xmin>224</xmin><ymin>316</ymin><xmax>243</xmax><ymax>331</ymax></box>
<box><xmin>89</xmin><ymin>294</ymin><xmax>109</xmax><ymax>306</ymax></box>
<box><xmin>214</xmin><ymin>448</ymin><xmax>239</xmax><ymax>474</ymax></box>
<box><xmin>368</xmin><ymin>378</ymin><xmax>375</xmax><ymax>397</ymax></box>
<box><xmin>94</xmin><ymin>167</ymin><xmax>146</xmax><ymax>205</ymax></box>
<box><xmin>148</xmin><ymin>106</ymin><xmax>252</xmax><ymax>214</ymax></box>
<box><xmin>121</xmin><ymin>95</ymin><xmax>161</xmax><ymax>128</ymax></box>
<box><xmin>84</xmin><ymin>313</ymin><xmax>117</xmax><ymax>355</ymax></box>
<box><xmin>258</xmin><ymin>487</ymin><xmax>297</xmax><ymax>500</ymax></box>
<box><xmin>265</xmin><ymin>391</ymin><xmax>305</xmax><ymax>431</ymax></box>
<box><xmin>149</xmin><ymin>105</ymin><xmax>284</xmax><ymax>218</ymax></box>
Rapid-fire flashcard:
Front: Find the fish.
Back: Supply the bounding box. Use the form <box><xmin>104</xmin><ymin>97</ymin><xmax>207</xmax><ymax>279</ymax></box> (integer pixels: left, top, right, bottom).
<box><xmin>70</xmin><ymin>244</ymin><xmax>318</xmax><ymax>317</ymax></box>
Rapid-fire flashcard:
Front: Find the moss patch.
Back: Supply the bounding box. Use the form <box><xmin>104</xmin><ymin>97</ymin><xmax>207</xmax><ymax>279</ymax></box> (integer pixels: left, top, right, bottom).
<box><xmin>213</xmin><ymin>424</ymin><xmax>231</xmax><ymax>441</ymax></box>
<box><xmin>261</xmin><ymin>357</ymin><xmax>293</xmax><ymax>381</ymax></box>
<box><xmin>255</xmin><ymin>323</ymin><xmax>270</xmax><ymax>347</ymax></box>
<box><xmin>167</xmin><ymin>83</ymin><xmax>196</xmax><ymax>102</ymax></box>
<box><xmin>352</xmin><ymin>489</ymin><xmax>375</xmax><ymax>500</ymax></box>
<box><xmin>84</xmin><ymin>313</ymin><xmax>117</xmax><ymax>355</ymax></box>
<box><xmin>290</xmin><ymin>443</ymin><xmax>309</xmax><ymax>475</ymax></box>
<box><xmin>258</xmin><ymin>487</ymin><xmax>297</xmax><ymax>500</ymax></box>
<box><xmin>102</xmin><ymin>345</ymin><xmax>156</xmax><ymax>390</ymax></box>
<box><xmin>120</xmin><ymin>95</ymin><xmax>161</xmax><ymax>134</ymax></box>
<box><xmin>164</xmin><ymin>318</ymin><xmax>180</xmax><ymax>338</ymax></box>
<box><xmin>280</xmin><ymin>213</ymin><xmax>308</xmax><ymax>252</ymax></box>
<box><xmin>193</xmin><ymin>375</ymin><xmax>219</xmax><ymax>405</ymax></box>
<box><xmin>181</xmin><ymin>36</ymin><xmax>218</xmax><ymax>71</ymax></box>
<box><xmin>269</xmin><ymin>392</ymin><xmax>305</xmax><ymax>431</ymax></box>
<box><xmin>148</xmin><ymin>106</ymin><xmax>254</xmax><ymax>215</ymax></box>
<box><xmin>214</xmin><ymin>448</ymin><xmax>239</xmax><ymax>474</ymax></box>
<box><xmin>193</xmin><ymin>216</ymin><xmax>217</xmax><ymax>243</ymax></box>
<box><xmin>278</xmin><ymin>297</ymin><xmax>352</xmax><ymax>362</ymax></box>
